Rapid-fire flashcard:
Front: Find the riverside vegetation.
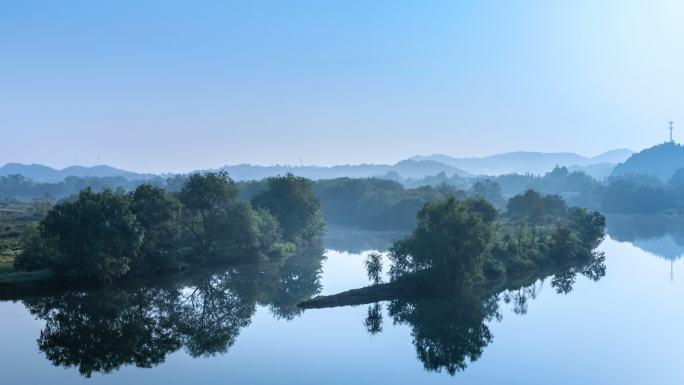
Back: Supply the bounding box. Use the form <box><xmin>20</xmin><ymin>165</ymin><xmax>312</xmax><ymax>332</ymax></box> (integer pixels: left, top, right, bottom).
<box><xmin>301</xmin><ymin>189</ymin><xmax>606</xmax><ymax>305</ymax></box>
<box><xmin>298</xmin><ymin>191</ymin><xmax>606</xmax><ymax>375</ymax></box>
<box><xmin>6</xmin><ymin>172</ymin><xmax>324</xmax><ymax>284</ymax></box>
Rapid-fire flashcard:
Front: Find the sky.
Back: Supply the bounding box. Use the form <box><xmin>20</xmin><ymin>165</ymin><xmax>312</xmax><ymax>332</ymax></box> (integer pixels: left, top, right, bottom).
<box><xmin>2</xmin><ymin>0</ymin><xmax>684</xmax><ymax>173</ymax></box>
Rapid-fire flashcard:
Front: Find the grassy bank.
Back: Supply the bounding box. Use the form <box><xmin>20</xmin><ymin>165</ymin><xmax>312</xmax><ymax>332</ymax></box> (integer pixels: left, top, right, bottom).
<box><xmin>0</xmin><ymin>199</ymin><xmax>48</xmax><ymax>266</ymax></box>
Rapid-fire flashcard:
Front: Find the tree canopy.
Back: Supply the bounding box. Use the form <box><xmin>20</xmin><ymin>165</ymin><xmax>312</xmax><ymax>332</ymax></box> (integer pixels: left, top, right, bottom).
<box><xmin>14</xmin><ymin>172</ymin><xmax>323</xmax><ymax>283</ymax></box>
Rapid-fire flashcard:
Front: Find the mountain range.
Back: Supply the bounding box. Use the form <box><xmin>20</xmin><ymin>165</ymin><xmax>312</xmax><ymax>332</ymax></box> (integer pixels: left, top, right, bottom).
<box><xmin>0</xmin><ymin>163</ymin><xmax>153</xmax><ymax>182</ymax></box>
<box><xmin>410</xmin><ymin>149</ymin><xmax>634</xmax><ymax>176</ymax></box>
<box><xmin>1</xmin><ymin>148</ymin><xmax>634</xmax><ymax>183</ymax></box>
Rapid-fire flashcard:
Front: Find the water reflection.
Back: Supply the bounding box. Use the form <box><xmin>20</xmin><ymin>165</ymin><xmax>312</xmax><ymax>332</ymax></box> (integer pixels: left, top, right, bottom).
<box><xmin>607</xmin><ymin>215</ymin><xmax>684</xmax><ymax>261</ymax></box>
<box><xmin>363</xmin><ymin>253</ymin><xmax>607</xmax><ymax>375</ymax></box>
<box><xmin>15</xmin><ymin>245</ymin><xmax>326</xmax><ymax>377</ymax></box>
<box><xmin>0</xmin><ymin>225</ymin><xmax>616</xmax><ymax>380</ymax></box>
<box><xmin>323</xmin><ymin>225</ymin><xmax>408</xmax><ymax>253</ymax></box>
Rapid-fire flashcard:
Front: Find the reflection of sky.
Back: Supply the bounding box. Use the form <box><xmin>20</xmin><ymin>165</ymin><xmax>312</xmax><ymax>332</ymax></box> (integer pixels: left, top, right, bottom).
<box><xmin>323</xmin><ymin>225</ymin><xmax>408</xmax><ymax>254</ymax></box>
<box><xmin>2</xmin><ymin>237</ymin><xmax>684</xmax><ymax>384</ymax></box>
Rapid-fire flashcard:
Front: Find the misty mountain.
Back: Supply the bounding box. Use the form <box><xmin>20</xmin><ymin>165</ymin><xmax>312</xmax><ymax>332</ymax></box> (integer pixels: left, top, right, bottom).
<box><xmin>0</xmin><ymin>163</ymin><xmax>150</xmax><ymax>182</ymax></box>
<box><xmin>611</xmin><ymin>142</ymin><xmax>684</xmax><ymax>181</ymax></box>
<box><xmin>410</xmin><ymin>149</ymin><xmax>633</xmax><ymax>176</ymax></box>
<box><xmin>222</xmin><ymin>159</ymin><xmax>472</xmax><ymax>181</ymax></box>
<box><xmin>2</xmin><ymin>148</ymin><xmax>632</xmax><ymax>185</ymax></box>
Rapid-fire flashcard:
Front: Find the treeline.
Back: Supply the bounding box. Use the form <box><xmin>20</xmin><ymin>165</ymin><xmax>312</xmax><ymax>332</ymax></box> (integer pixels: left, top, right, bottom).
<box><xmin>6</xmin><ymin>164</ymin><xmax>684</xmax><ymax>223</ymax></box>
<box><xmin>0</xmin><ymin>174</ymin><xmax>188</xmax><ymax>201</ymax></box>
<box><xmin>386</xmin><ymin>191</ymin><xmax>606</xmax><ymax>287</ymax></box>
<box><xmin>406</xmin><ymin>166</ymin><xmax>684</xmax><ymax>215</ymax></box>
<box><xmin>14</xmin><ymin>172</ymin><xmax>323</xmax><ymax>282</ymax></box>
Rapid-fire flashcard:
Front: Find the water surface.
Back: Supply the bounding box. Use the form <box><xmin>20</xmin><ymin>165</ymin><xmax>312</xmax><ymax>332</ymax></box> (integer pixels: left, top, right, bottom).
<box><xmin>2</xmin><ymin>219</ymin><xmax>684</xmax><ymax>384</ymax></box>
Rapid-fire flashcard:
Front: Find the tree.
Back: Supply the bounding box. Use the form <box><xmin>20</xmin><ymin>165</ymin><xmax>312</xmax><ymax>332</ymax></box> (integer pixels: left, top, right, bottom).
<box><xmin>542</xmin><ymin>194</ymin><xmax>567</xmax><ymax>218</ymax></box>
<box><xmin>365</xmin><ymin>252</ymin><xmax>383</xmax><ymax>284</ymax></box>
<box><xmin>178</xmin><ymin>172</ymin><xmax>264</xmax><ymax>262</ymax></box>
<box><xmin>506</xmin><ymin>190</ymin><xmax>546</xmax><ymax>223</ymax></box>
<box><xmin>389</xmin><ymin>197</ymin><xmax>496</xmax><ymax>286</ymax></box>
<box><xmin>566</xmin><ymin>207</ymin><xmax>606</xmax><ymax>250</ymax></box>
<box><xmin>130</xmin><ymin>184</ymin><xmax>182</xmax><ymax>273</ymax></box>
<box><xmin>40</xmin><ymin>188</ymin><xmax>143</xmax><ymax>282</ymax></box>
<box><xmin>468</xmin><ymin>180</ymin><xmax>506</xmax><ymax>209</ymax></box>
<box><xmin>253</xmin><ymin>208</ymin><xmax>292</xmax><ymax>258</ymax></box>
<box><xmin>251</xmin><ymin>174</ymin><xmax>324</xmax><ymax>245</ymax></box>
<box><xmin>548</xmin><ymin>226</ymin><xmax>581</xmax><ymax>261</ymax></box>
<box><xmin>14</xmin><ymin>224</ymin><xmax>53</xmax><ymax>271</ymax></box>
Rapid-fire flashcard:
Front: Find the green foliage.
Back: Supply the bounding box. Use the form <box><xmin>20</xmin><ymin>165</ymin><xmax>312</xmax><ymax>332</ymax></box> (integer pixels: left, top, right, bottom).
<box><xmin>14</xmin><ymin>224</ymin><xmax>53</xmax><ymax>271</ymax></box>
<box><xmin>547</xmin><ymin>226</ymin><xmax>581</xmax><ymax>261</ymax></box>
<box><xmin>40</xmin><ymin>188</ymin><xmax>143</xmax><ymax>282</ymax></box>
<box><xmin>253</xmin><ymin>208</ymin><xmax>293</xmax><ymax>258</ymax></box>
<box><xmin>364</xmin><ymin>252</ymin><xmax>383</xmax><ymax>284</ymax></box>
<box><xmin>506</xmin><ymin>189</ymin><xmax>566</xmax><ymax>224</ymax></box>
<box><xmin>178</xmin><ymin>172</ymin><xmax>263</xmax><ymax>263</ymax></box>
<box><xmin>566</xmin><ymin>207</ymin><xmax>606</xmax><ymax>250</ymax></box>
<box><xmin>388</xmin><ymin>193</ymin><xmax>606</xmax><ymax>288</ymax></box>
<box><xmin>600</xmin><ymin>178</ymin><xmax>674</xmax><ymax>214</ymax></box>
<box><xmin>389</xmin><ymin>197</ymin><xmax>496</xmax><ymax>286</ymax></box>
<box><xmin>312</xmin><ymin>177</ymin><xmax>464</xmax><ymax>229</ymax></box>
<box><xmin>10</xmin><ymin>172</ymin><xmax>324</xmax><ymax>284</ymax></box>
<box><xmin>130</xmin><ymin>184</ymin><xmax>183</xmax><ymax>273</ymax></box>
<box><xmin>252</xmin><ymin>173</ymin><xmax>324</xmax><ymax>245</ymax></box>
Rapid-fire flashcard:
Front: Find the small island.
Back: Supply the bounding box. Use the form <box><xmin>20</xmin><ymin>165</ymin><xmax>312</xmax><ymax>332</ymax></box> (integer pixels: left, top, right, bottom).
<box><xmin>300</xmin><ymin>189</ymin><xmax>606</xmax><ymax>308</ymax></box>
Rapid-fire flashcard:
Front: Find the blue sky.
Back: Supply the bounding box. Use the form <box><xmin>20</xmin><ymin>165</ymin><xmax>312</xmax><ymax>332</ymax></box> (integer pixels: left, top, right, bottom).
<box><xmin>2</xmin><ymin>0</ymin><xmax>684</xmax><ymax>172</ymax></box>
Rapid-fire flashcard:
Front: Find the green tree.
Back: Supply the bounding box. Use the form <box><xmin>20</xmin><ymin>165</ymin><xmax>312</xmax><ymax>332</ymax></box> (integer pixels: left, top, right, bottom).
<box><xmin>14</xmin><ymin>224</ymin><xmax>53</xmax><ymax>271</ymax></box>
<box><xmin>40</xmin><ymin>188</ymin><xmax>143</xmax><ymax>282</ymax></box>
<box><xmin>506</xmin><ymin>189</ymin><xmax>546</xmax><ymax>223</ymax></box>
<box><xmin>548</xmin><ymin>226</ymin><xmax>581</xmax><ymax>261</ymax></box>
<box><xmin>251</xmin><ymin>174</ymin><xmax>324</xmax><ymax>245</ymax></box>
<box><xmin>130</xmin><ymin>184</ymin><xmax>182</xmax><ymax>273</ymax></box>
<box><xmin>365</xmin><ymin>252</ymin><xmax>383</xmax><ymax>284</ymax></box>
<box><xmin>178</xmin><ymin>172</ymin><xmax>262</xmax><ymax>262</ymax></box>
<box><xmin>566</xmin><ymin>207</ymin><xmax>606</xmax><ymax>250</ymax></box>
<box><xmin>253</xmin><ymin>208</ymin><xmax>292</xmax><ymax>258</ymax></box>
<box><xmin>389</xmin><ymin>197</ymin><xmax>496</xmax><ymax>286</ymax></box>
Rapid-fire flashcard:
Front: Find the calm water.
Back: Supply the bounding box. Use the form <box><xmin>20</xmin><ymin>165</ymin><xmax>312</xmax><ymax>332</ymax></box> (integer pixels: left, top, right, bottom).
<box><xmin>2</xmin><ymin>219</ymin><xmax>684</xmax><ymax>384</ymax></box>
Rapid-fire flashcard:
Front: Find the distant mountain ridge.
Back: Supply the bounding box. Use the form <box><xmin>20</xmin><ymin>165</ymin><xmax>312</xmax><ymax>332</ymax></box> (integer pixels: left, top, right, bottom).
<box><xmin>611</xmin><ymin>142</ymin><xmax>684</xmax><ymax>181</ymax></box>
<box><xmin>1</xmin><ymin>148</ymin><xmax>633</xmax><ymax>183</ymax></box>
<box><xmin>410</xmin><ymin>149</ymin><xmax>633</xmax><ymax>176</ymax></box>
<box><xmin>0</xmin><ymin>163</ymin><xmax>151</xmax><ymax>182</ymax></box>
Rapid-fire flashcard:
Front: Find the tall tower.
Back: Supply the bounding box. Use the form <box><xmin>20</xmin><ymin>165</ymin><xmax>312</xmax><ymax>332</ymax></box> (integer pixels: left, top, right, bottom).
<box><xmin>669</xmin><ymin>121</ymin><xmax>674</xmax><ymax>143</ymax></box>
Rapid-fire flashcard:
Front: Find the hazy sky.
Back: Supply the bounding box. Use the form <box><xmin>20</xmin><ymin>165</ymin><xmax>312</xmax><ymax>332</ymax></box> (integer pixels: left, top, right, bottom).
<box><xmin>2</xmin><ymin>0</ymin><xmax>684</xmax><ymax>173</ymax></box>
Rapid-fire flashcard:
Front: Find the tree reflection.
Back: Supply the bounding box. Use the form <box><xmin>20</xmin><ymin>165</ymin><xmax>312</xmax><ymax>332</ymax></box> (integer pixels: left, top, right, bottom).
<box><xmin>364</xmin><ymin>303</ymin><xmax>383</xmax><ymax>335</ymax></box>
<box><xmin>19</xmin><ymin>246</ymin><xmax>325</xmax><ymax>377</ymax></box>
<box><xmin>375</xmin><ymin>253</ymin><xmax>606</xmax><ymax>375</ymax></box>
<box><xmin>25</xmin><ymin>288</ymin><xmax>181</xmax><ymax>377</ymax></box>
<box><xmin>261</xmin><ymin>243</ymin><xmax>325</xmax><ymax>320</ymax></box>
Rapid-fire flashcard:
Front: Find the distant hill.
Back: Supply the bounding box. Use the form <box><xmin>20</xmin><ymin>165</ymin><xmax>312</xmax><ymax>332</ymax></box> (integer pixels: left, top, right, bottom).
<box><xmin>1</xmin><ymin>148</ymin><xmax>634</xmax><ymax>184</ymax></box>
<box><xmin>411</xmin><ymin>149</ymin><xmax>633</xmax><ymax>176</ymax></box>
<box><xmin>611</xmin><ymin>142</ymin><xmax>684</xmax><ymax>181</ymax></box>
<box><xmin>0</xmin><ymin>163</ymin><xmax>150</xmax><ymax>182</ymax></box>
<box><xmin>222</xmin><ymin>159</ymin><xmax>472</xmax><ymax>181</ymax></box>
